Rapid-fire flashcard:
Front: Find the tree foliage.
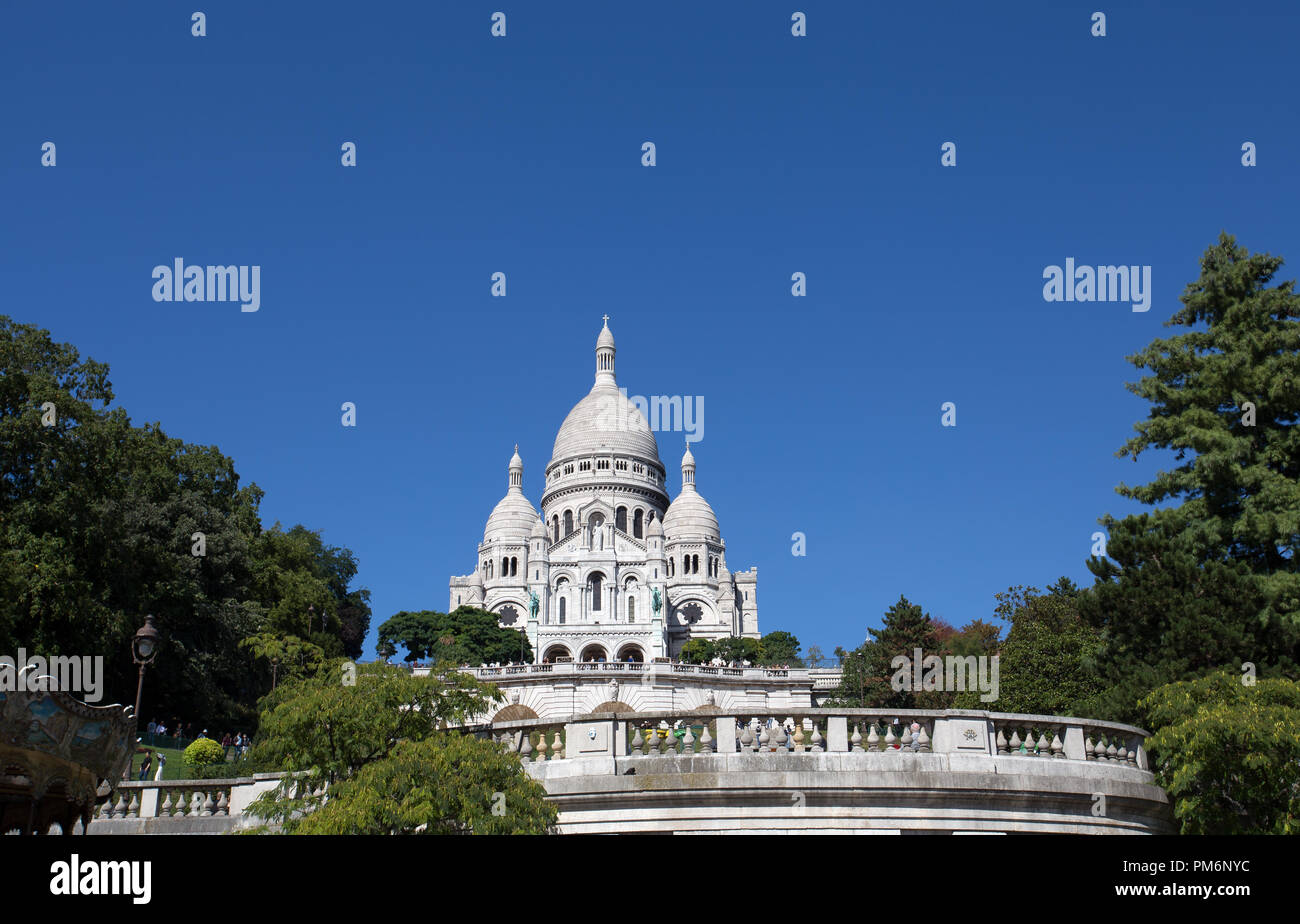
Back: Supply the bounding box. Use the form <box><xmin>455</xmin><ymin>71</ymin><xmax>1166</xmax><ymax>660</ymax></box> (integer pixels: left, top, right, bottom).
<box><xmin>1141</xmin><ymin>670</ymin><xmax>1300</xmax><ymax>834</ymax></box>
<box><xmin>376</xmin><ymin>606</ymin><xmax>532</xmax><ymax>665</ymax></box>
<box><xmin>758</xmin><ymin>630</ymin><xmax>802</xmax><ymax>666</ymax></box>
<box><xmin>1081</xmin><ymin>234</ymin><xmax>1300</xmax><ymax>719</ymax></box>
<box><xmin>246</xmin><ymin>662</ymin><xmax>555</xmax><ymax>834</ymax></box>
<box><xmin>0</xmin><ymin>316</ymin><xmax>371</xmax><ymax>728</ymax></box>
<box><xmin>292</xmin><ymin>734</ymin><xmax>557</xmax><ymax>835</ymax></box>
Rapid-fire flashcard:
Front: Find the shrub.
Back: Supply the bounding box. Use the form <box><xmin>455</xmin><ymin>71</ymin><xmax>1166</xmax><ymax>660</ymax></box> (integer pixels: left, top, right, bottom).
<box><xmin>183</xmin><ymin>737</ymin><xmax>225</xmax><ymax>768</ymax></box>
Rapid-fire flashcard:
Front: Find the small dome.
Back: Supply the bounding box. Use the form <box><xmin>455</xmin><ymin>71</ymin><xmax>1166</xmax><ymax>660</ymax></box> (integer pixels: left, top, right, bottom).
<box><xmin>647</xmin><ymin>514</ymin><xmax>664</xmax><ymax>537</ymax></box>
<box><xmin>596</xmin><ymin>318</ymin><xmax>616</xmax><ymax>350</ymax></box>
<box><xmin>664</xmin><ymin>444</ymin><xmax>718</xmax><ymax>540</ymax></box>
<box><xmin>663</xmin><ymin>490</ymin><xmax>719</xmax><ymax>541</ymax></box>
<box><xmin>484</xmin><ymin>448</ymin><xmax>542</xmax><ymax>541</ymax></box>
<box><xmin>530</xmin><ymin>518</ymin><xmax>547</xmax><ymax>538</ymax></box>
<box><xmin>484</xmin><ymin>492</ymin><xmax>542</xmax><ymax>542</ymax></box>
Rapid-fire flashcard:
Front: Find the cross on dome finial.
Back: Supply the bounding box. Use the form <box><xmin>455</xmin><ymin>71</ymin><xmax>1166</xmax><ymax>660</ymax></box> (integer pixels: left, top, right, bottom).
<box><xmin>602</xmin><ymin>314</ymin><xmax>610</xmax><ymax>325</ymax></box>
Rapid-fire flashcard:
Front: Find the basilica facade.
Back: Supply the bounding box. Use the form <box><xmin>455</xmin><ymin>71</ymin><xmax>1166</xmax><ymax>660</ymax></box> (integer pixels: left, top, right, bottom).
<box><xmin>449</xmin><ymin>320</ymin><xmax>758</xmax><ymax>663</ymax></box>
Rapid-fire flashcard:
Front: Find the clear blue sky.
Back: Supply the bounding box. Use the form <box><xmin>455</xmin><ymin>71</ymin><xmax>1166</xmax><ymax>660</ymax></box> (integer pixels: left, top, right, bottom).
<box><xmin>4</xmin><ymin>1</ymin><xmax>1297</xmax><ymax>659</ymax></box>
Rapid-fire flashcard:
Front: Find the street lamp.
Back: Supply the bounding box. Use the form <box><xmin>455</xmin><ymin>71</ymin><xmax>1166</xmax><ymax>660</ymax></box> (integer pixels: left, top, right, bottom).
<box><xmin>132</xmin><ymin>614</ymin><xmax>160</xmax><ymax>723</ymax></box>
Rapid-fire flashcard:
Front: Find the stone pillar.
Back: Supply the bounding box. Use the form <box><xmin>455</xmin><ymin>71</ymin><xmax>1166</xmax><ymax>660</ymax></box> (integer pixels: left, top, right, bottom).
<box><xmin>827</xmin><ymin>716</ymin><xmax>848</xmax><ymax>753</ymax></box>
<box><xmin>1063</xmin><ymin>725</ymin><xmax>1086</xmax><ymax>760</ymax></box>
<box><xmin>715</xmin><ymin>716</ymin><xmax>737</xmax><ymax>754</ymax></box>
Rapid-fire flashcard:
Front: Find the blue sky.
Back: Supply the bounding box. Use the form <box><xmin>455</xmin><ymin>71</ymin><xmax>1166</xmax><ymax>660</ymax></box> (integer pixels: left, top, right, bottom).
<box><xmin>4</xmin><ymin>1</ymin><xmax>1298</xmax><ymax>659</ymax></box>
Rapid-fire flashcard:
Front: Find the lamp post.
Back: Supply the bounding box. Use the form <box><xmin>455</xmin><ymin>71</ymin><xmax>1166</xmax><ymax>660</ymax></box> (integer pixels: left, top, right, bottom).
<box><xmin>132</xmin><ymin>614</ymin><xmax>160</xmax><ymax>723</ymax></box>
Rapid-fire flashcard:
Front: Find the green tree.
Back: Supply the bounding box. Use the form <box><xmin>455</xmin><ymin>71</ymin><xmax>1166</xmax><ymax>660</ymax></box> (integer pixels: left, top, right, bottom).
<box><xmin>830</xmin><ymin>597</ymin><xmax>945</xmax><ymax>708</ymax></box>
<box><xmin>1141</xmin><ymin>670</ymin><xmax>1300</xmax><ymax>834</ymax></box>
<box><xmin>0</xmin><ymin>316</ymin><xmax>374</xmax><ymax>728</ymax></box>
<box><xmin>292</xmin><ymin>734</ymin><xmax>557</xmax><ymax>835</ymax></box>
<box><xmin>759</xmin><ymin>630</ymin><xmax>802</xmax><ymax>666</ymax></box>
<box><xmin>712</xmin><ymin>636</ymin><xmax>761</xmax><ymax>665</ymax></box>
<box><xmin>678</xmin><ymin>638</ymin><xmax>715</xmax><ymax>664</ymax></box>
<box><xmin>1081</xmin><ymin>234</ymin><xmax>1300</xmax><ymax>719</ymax></box>
<box><xmin>953</xmin><ymin>582</ymin><xmax>1104</xmax><ymax>715</ymax></box>
<box><xmin>376</xmin><ymin>607</ymin><xmax>532</xmax><ymax>665</ymax></box>
<box><xmin>246</xmin><ymin>662</ymin><xmax>516</xmax><ymax>831</ymax></box>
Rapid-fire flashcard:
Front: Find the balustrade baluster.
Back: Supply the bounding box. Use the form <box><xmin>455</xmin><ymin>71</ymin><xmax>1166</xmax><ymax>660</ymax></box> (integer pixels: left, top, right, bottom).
<box><xmin>683</xmin><ymin>725</ymin><xmax>696</xmax><ymax>753</ymax></box>
<box><xmin>631</xmin><ymin>727</ymin><xmax>643</xmax><ymax>753</ymax></box>
<box><xmin>536</xmin><ymin>732</ymin><xmax>548</xmax><ymax>760</ymax></box>
<box><xmin>520</xmin><ymin>733</ymin><xmax>534</xmax><ymax>761</ymax></box>
<box><xmin>884</xmin><ymin>723</ymin><xmax>897</xmax><ymax>751</ymax></box>
<box><xmin>851</xmin><ymin>724</ymin><xmax>864</xmax><ymax>752</ymax></box>
<box><xmin>996</xmin><ymin>727</ymin><xmax>1009</xmax><ymax>755</ymax></box>
<box><xmin>1036</xmin><ymin>731</ymin><xmax>1050</xmax><ymax>757</ymax></box>
<box><xmin>740</xmin><ymin>723</ymin><xmax>754</xmax><ymax>752</ymax></box>
<box><xmin>1050</xmin><ymin>728</ymin><xmax>1065</xmax><ymax>759</ymax></box>
<box><xmin>552</xmin><ymin>730</ymin><xmax>563</xmax><ymax>757</ymax></box>
<box><xmin>810</xmin><ymin>723</ymin><xmax>824</xmax><ymax>753</ymax></box>
<box><xmin>917</xmin><ymin>722</ymin><xmax>931</xmax><ymax>753</ymax></box>
<box><xmin>793</xmin><ymin>723</ymin><xmax>805</xmax><ymax>752</ymax></box>
<box><xmin>700</xmin><ymin>723</ymin><xmax>714</xmax><ymax>754</ymax></box>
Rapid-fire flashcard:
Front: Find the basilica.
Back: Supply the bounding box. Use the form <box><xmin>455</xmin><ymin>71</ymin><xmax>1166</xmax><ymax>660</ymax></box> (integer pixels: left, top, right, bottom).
<box><xmin>449</xmin><ymin>320</ymin><xmax>759</xmax><ymax>663</ymax></box>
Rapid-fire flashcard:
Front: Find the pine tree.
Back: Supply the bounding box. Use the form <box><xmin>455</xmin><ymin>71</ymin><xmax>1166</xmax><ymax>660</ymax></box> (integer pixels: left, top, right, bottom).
<box><xmin>833</xmin><ymin>596</ymin><xmax>943</xmax><ymax>708</ymax></box>
<box><xmin>1082</xmin><ymin>233</ymin><xmax>1300</xmax><ymax>720</ymax></box>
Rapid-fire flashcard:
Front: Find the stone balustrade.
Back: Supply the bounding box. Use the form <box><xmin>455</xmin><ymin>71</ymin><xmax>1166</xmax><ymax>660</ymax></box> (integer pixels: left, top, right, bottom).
<box><xmin>487</xmin><ymin>708</ymin><xmax>1150</xmax><ymax>767</ymax></box>
<box><xmin>485</xmin><ymin>707</ymin><xmax>1170</xmax><ymax>833</ymax></box>
<box><xmin>86</xmin><ymin>772</ymin><xmax>291</xmax><ymax>834</ymax></box>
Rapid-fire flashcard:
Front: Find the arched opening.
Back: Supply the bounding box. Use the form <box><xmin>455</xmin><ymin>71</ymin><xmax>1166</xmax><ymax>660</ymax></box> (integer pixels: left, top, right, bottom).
<box><xmin>542</xmin><ymin>645</ymin><xmax>572</xmax><ymax>663</ymax></box>
<box><xmin>589</xmin><ymin>572</ymin><xmax>604</xmax><ymax>612</ymax></box>
<box><xmin>552</xmin><ymin>515</ymin><xmax>560</xmax><ymax>543</ymax></box>
<box><xmin>633</xmin><ymin>509</ymin><xmax>644</xmax><ymax>538</ymax></box>
<box><xmin>555</xmin><ymin>577</ymin><xmax>569</xmax><ymax>625</ymax></box>
<box><xmin>627</xmin><ymin>596</ymin><xmax>636</xmax><ymax>622</ymax></box>
<box><xmin>492</xmin><ymin>704</ymin><xmax>539</xmax><ymax>722</ymax></box>
<box><xmin>589</xmin><ymin>701</ymin><xmax>634</xmax><ymax>715</ymax></box>
<box><xmin>615</xmin><ymin>507</ymin><xmax>627</xmax><ymax>532</ymax></box>
<box><xmin>579</xmin><ymin>644</ymin><xmax>608</xmax><ymax>663</ymax></box>
<box><xmin>564</xmin><ymin>510</ymin><xmax>573</xmax><ymax>536</ymax></box>
<box><xmin>615</xmin><ymin>644</ymin><xmax>645</xmax><ymax>663</ymax></box>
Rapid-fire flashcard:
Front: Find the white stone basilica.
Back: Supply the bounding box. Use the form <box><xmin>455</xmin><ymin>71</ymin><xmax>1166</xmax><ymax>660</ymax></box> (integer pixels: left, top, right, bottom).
<box><xmin>449</xmin><ymin>320</ymin><xmax>758</xmax><ymax>663</ymax></box>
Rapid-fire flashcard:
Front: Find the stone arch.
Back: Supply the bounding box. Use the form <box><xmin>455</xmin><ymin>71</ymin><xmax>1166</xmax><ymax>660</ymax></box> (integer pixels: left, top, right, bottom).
<box><xmin>579</xmin><ymin>644</ymin><xmax>608</xmax><ymax>662</ymax></box>
<box><xmin>542</xmin><ymin>644</ymin><xmax>572</xmax><ymax>663</ymax></box>
<box><xmin>589</xmin><ymin>701</ymin><xmax>635</xmax><ymax>715</ymax></box>
<box><xmin>615</xmin><ymin>644</ymin><xmax>645</xmax><ymax>663</ymax></box>
<box><xmin>492</xmin><ymin>704</ymin><xmax>539</xmax><ymax>722</ymax></box>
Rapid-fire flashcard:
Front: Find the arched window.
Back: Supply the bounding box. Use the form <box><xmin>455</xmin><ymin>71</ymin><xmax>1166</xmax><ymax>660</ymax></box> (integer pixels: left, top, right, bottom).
<box><xmin>559</xmin><ymin>598</ymin><xmax>566</xmax><ymax>623</ymax></box>
<box><xmin>668</xmin><ymin>558</ymin><xmax>674</xmax><ymax>577</ymax></box>
<box><xmin>616</xmin><ymin>507</ymin><xmax>627</xmax><ymax>532</ymax></box>
<box><xmin>552</xmin><ymin>515</ymin><xmax>559</xmax><ymax>543</ymax></box>
<box><xmin>628</xmin><ymin>597</ymin><xmax>636</xmax><ymax>622</ymax></box>
<box><xmin>564</xmin><ymin>510</ymin><xmax>573</xmax><ymax>536</ymax></box>
<box><xmin>633</xmin><ymin>509</ymin><xmax>643</xmax><ymax>538</ymax></box>
<box><xmin>692</xmin><ymin>554</ymin><xmax>699</xmax><ymax>574</ymax></box>
<box><xmin>510</xmin><ymin>557</ymin><xmax>518</xmax><ymax>577</ymax></box>
<box><xmin>590</xmin><ymin>573</ymin><xmax>603</xmax><ymax>611</ymax></box>
<box><xmin>501</xmin><ymin>557</ymin><xmax>508</xmax><ymax>577</ymax></box>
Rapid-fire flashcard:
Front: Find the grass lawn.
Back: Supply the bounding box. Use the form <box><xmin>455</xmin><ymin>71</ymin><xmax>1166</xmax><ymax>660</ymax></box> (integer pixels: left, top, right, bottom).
<box><xmin>128</xmin><ymin>744</ymin><xmax>254</xmax><ymax>781</ymax></box>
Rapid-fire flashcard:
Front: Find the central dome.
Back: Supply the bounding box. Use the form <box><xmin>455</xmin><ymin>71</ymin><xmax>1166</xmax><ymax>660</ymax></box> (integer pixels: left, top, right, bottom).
<box><xmin>548</xmin><ymin>319</ymin><xmax>663</xmax><ymax>469</ymax></box>
<box><xmin>550</xmin><ymin>383</ymin><xmax>661</xmax><ymax>465</ymax></box>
